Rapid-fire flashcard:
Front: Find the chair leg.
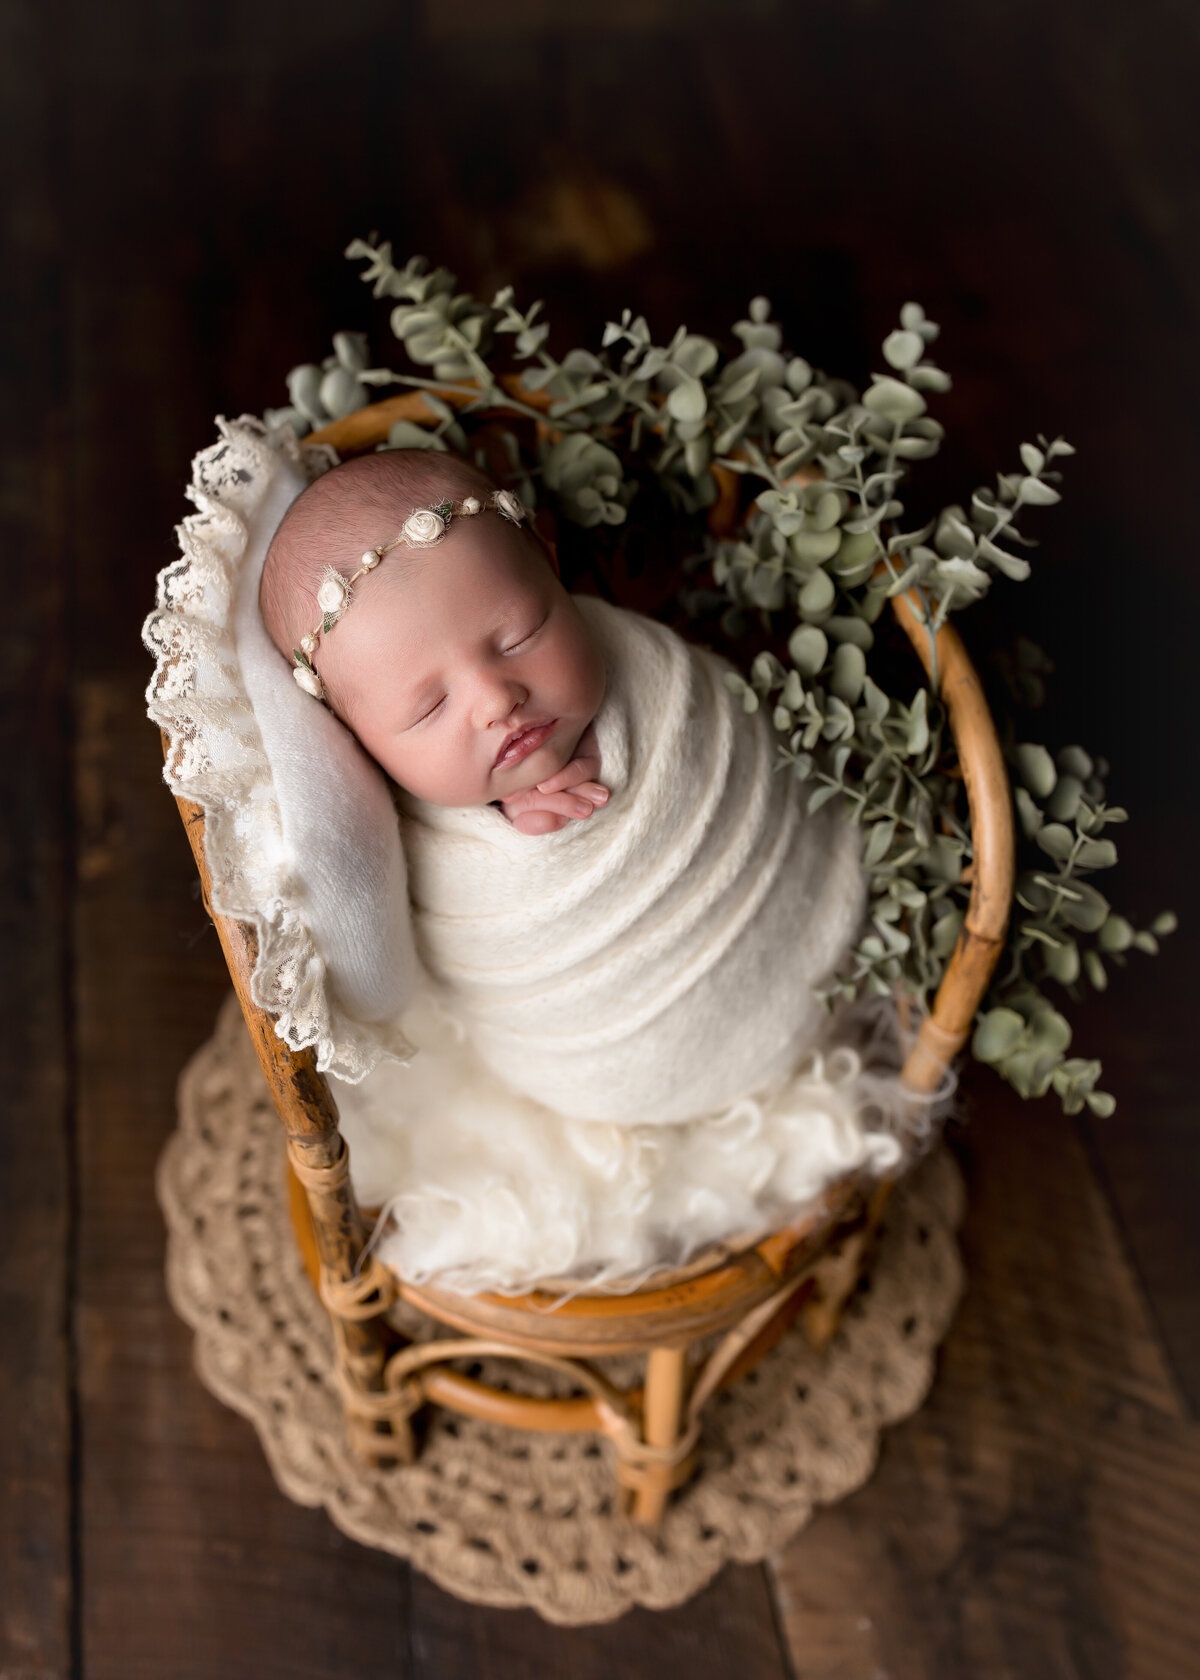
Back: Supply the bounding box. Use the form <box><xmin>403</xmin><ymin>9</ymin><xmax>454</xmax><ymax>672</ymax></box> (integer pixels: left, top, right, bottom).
<box><xmin>801</xmin><ymin>1182</ymin><xmax>892</xmax><ymax>1350</ymax></box>
<box><xmin>631</xmin><ymin>1345</ymin><xmax>688</xmax><ymax>1525</ymax></box>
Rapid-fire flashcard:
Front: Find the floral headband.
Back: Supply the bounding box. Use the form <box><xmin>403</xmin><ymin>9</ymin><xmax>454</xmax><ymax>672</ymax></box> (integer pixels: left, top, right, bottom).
<box><xmin>291</xmin><ymin>487</ymin><xmax>526</xmax><ymax>700</ymax></box>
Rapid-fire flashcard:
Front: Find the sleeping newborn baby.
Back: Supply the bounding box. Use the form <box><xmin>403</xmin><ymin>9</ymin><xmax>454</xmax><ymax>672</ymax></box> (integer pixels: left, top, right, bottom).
<box><xmin>261</xmin><ymin>450</ymin><xmax>612</xmax><ymax>837</ymax></box>
<box><xmin>258</xmin><ymin>447</ymin><xmax>900</xmax><ymax>1288</ymax></box>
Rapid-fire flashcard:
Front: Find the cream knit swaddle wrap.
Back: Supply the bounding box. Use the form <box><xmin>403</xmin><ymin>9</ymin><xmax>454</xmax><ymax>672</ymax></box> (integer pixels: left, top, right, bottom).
<box><xmin>394</xmin><ymin>595</ymin><xmax>867</xmax><ymax>1128</ymax></box>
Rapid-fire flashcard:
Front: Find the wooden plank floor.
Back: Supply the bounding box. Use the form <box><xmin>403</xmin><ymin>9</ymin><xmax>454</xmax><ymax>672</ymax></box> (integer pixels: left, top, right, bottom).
<box><xmin>3</xmin><ymin>2</ymin><xmax>1197</xmax><ymax>1675</ymax></box>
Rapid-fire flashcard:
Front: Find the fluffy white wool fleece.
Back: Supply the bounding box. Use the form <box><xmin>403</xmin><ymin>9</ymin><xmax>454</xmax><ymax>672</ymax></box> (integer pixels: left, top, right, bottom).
<box><xmin>336</xmin><ymin>991</ymin><xmax>906</xmax><ymax>1295</ymax></box>
<box><xmin>394</xmin><ymin>595</ymin><xmax>868</xmax><ymax>1126</ymax></box>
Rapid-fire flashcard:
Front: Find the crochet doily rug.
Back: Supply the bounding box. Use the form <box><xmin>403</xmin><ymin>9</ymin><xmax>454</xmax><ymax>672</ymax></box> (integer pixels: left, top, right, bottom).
<box><xmin>158</xmin><ymin>994</ymin><xmax>966</xmax><ymax>1625</ymax></box>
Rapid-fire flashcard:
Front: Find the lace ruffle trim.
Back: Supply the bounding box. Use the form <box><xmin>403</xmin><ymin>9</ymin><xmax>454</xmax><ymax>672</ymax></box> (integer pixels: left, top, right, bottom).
<box><xmin>142</xmin><ymin>414</ymin><xmax>411</xmax><ymax>1082</ymax></box>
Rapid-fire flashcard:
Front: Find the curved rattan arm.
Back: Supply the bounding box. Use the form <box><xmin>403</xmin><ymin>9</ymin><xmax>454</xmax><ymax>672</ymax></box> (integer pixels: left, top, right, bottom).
<box><xmin>890</xmin><ymin>595</ymin><xmax>1014</xmax><ymax>1091</ymax></box>
<box><xmin>165</xmin><ymin>767</ymin><xmax>398</xmax><ymax>1414</ymax></box>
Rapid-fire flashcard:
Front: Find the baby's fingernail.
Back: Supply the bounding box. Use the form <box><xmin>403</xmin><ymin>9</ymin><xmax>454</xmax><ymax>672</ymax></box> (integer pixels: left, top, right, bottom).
<box><xmin>574</xmin><ymin>800</ymin><xmax>592</xmax><ymax>817</ymax></box>
<box><xmin>592</xmin><ymin>788</ymin><xmax>608</xmax><ymax>802</ymax></box>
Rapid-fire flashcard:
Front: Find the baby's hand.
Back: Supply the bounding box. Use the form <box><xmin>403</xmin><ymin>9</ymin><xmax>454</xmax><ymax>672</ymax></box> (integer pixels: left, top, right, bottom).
<box><xmin>499</xmin><ymin>724</ymin><xmax>609</xmax><ymax>836</ymax></box>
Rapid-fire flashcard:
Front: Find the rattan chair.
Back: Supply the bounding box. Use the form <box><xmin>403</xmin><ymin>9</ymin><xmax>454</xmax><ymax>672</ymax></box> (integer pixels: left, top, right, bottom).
<box><xmin>169</xmin><ymin>389</ymin><xmax>1014</xmax><ymax>1524</ymax></box>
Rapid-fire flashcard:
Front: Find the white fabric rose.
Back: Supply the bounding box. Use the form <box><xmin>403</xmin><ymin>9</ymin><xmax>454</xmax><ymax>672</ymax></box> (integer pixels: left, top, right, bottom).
<box><xmin>494</xmin><ymin>490</ymin><xmax>525</xmax><ymax>524</ymax></box>
<box><xmin>402</xmin><ymin>508</ymin><xmax>446</xmax><ymax>547</ymax></box>
<box><xmin>460</xmin><ymin>496</ymin><xmax>482</xmax><ymax>516</ymax></box>
<box><xmin>316</xmin><ymin>573</ymin><xmax>350</xmax><ymax>615</ymax></box>
<box><xmin>293</xmin><ymin>665</ymin><xmax>325</xmax><ymax>700</ymax></box>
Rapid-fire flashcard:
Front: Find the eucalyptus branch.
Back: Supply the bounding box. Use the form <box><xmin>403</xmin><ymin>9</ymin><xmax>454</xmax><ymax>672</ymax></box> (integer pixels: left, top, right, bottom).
<box><xmin>261</xmin><ymin>244</ymin><xmax>1171</xmax><ymax>1116</ymax></box>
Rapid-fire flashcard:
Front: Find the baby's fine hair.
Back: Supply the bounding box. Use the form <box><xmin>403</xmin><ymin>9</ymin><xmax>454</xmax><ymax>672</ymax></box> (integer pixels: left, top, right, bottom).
<box><xmin>259</xmin><ymin>447</ymin><xmax>501</xmax><ymax>689</ymax></box>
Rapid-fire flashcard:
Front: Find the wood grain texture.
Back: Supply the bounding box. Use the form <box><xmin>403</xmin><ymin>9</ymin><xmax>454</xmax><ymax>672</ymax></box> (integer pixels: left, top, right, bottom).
<box><xmin>0</xmin><ymin>6</ymin><xmax>73</xmax><ymax>1676</ymax></box>
<box><xmin>407</xmin><ymin>1564</ymin><xmax>794</xmax><ymax>1680</ymax></box>
<box><xmin>769</xmin><ymin>1076</ymin><xmax>1199</xmax><ymax>1680</ymax></box>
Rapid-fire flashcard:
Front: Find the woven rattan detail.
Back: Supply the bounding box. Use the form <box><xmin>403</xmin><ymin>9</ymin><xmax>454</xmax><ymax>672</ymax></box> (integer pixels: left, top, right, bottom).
<box><xmin>158</xmin><ymin>994</ymin><xmax>966</xmax><ymax>1624</ymax></box>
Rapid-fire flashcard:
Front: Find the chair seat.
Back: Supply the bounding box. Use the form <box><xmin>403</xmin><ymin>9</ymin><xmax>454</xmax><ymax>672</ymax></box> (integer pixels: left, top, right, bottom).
<box><xmin>289</xmin><ymin>1157</ymin><xmax>870</xmax><ymax>1356</ymax></box>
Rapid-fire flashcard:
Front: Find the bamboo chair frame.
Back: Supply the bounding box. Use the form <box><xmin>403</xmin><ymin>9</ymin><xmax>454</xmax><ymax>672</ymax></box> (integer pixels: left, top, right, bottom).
<box><xmin>168</xmin><ymin>385</ymin><xmax>1014</xmax><ymax>1524</ymax></box>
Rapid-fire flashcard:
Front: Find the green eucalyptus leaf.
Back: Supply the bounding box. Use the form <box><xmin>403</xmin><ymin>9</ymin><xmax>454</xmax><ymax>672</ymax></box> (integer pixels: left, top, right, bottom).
<box><xmin>1020</xmin><ymin>476</ymin><xmax>1062</xmax><ymax>506</ymax></box>
<box><xmin>1015</xmin><ymin>743</ymin><xmax>1057</xmax><ymax>799</ymax></box>
<box><xmin>973</xmin><ymin>1008</ymin><xmax>1026</xmax><ymax>1063</ymax></box>
<box><xmin>287</xmin><ymin>362</ymin><xmax>325</xmax><ymax>421</ymax></box>
<box><xmin>788</xmin><ymin>624</ymin><xmax>828</xmax><ymax>677</ymax></box>
<box><xmin>1061</xmin><ymin>882</ymin><xmax>1110</xmax><ymax>933</ymax></box>
<box><xmin>932</xmin><ymin>909</ymin><xmax>964</xmax><ymax>957</ymax></box>
<box><xmin>798</xmin><ymin>568</ymin><xmax>836</xmax><ymax>619</ymax></box>
<box><xmin>1057</xmin><ymin>745</ymin><xmax>1093</xmax><ymax>780</ymax></box>
<box><xmin>666</xmin><ymin>378</ymin><xmax>707</xmax><ymax>423</ymax></box>
<box><xmin>906</xmin><ymin>364</ymin><xmax>952</xmax><ymax>393</ymax></box>
<box><xmin>385</xmin><ymin>419</ymin><xmax>448</xmax><ymax>450</ymax></box>
<box><xmin>863</xmin><ymin>817</ymin><xmax>896</xmax><ymax>868</ymax></box>
<box><xmin>786</xmin><ymin>356</ymin><xmax>813</xmax><ymax>392</ymax></box>
<box><xmin>1036</xmin><ymin>823</ymin><xmax>1075</xmax><ymax>862</ymax></box>
<box><xmin>720</xmin><ymin>367</ymin><xmax>761</xmax><ymax>405</ymax></box>
<box><xmin>977</xmin><ymin>534</ymin><xmax>1032</xmax><ymax>581</ymax></box>
<box><xmin>332</xmin><ymin>329</ymin><xmax>369</xmax><ymax>372</ymax></box>
<box><xmin>790</xmin><ymin>528</ymin><xmax>842</xmax><ymax>565</ymax></box>
<box><xmin>826</xmin><ymin>615</ymin><xmax>874</xmax><ymax>650</ymax></box>
<box><xmin>1045</xmin><ymin>774</ymin><xmax>1083</xmax><ymax>823</ymax></box>
<box><xmin>859</xmin><ymin>676</ymin><xmax>890</xmax><ymax>725</ymax></box>
<box><xmin>1015</xmin><ymin>787</ymin><xmax>1044</xmax><ymax>839</ymax></box>
<box><xmin>673</xmin><ymin>334</ymin><xmax>719</xmax><ymax>377</ymax></box>
<box><xmin>830</xmin><ymin>531</ymin><xmax>880</xmax><ymax>583</ymax></box>
<box><xmin>1097</xmin><ymin>914</ymin><xmax>1134</xmax><ymax>952</ymax></box>
<box><xmin>892</xmin><ymin>435</ymin><xmax>940</xmax><ymax>459</ymax></box>
<box><xmin>862</xmin><ymin>377</ymin><xmax>927</xmax><ymax>422</ymax></box>
<box><xmin>1043</xmin><ymin>937</ymin><xmax>1080</xmax><ymax>984</ymax></box>
<box><xmin>882</xmin><ymin>329</ymin><xmax>924</xmax><ymax>371</ymax></box>
<box><xmin>830</xmin><ymin>642</ymin><xmax>867</xmax><ymax>705</ymax></box>
<box><xmin>1076</xmin><ymin>837</ymin><xmax>1117</xmax><ymax>870</ymax></box>
<box><xmin>1151</xmin><ymin>911</ymin><xmax>1178</xmax><ymax>937</ymax></box>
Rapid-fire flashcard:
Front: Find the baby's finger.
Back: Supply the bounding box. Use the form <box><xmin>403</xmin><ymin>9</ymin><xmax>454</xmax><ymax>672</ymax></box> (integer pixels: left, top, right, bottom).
<box><xmin>537</xmin><ymin>758</ymin><xmax>605</xmax><ymax>795</ymax></box>
<box><xmin>511</xmin><ymin>809</ymin><xmax>569</xmax><ymax>835</ymax></box>
<box><xmin>534</xmin><ymin>789</ymin><xmax>600</xmax><ymax>821</ymax></box>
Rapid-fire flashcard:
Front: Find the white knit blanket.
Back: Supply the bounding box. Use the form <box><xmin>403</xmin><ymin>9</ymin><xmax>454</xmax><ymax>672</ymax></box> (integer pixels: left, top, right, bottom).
<box><xmin>395</xmin><ymin>596</ymin><xmax>869</xmax><ymax>1127</ymax></box>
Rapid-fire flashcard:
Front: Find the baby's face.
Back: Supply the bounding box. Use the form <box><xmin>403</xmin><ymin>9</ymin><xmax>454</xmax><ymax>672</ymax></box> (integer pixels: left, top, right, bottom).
<box><xmin>317</xmin><ymin>513</ymin><xmax>606</xmax><ymax>806</ymax></box>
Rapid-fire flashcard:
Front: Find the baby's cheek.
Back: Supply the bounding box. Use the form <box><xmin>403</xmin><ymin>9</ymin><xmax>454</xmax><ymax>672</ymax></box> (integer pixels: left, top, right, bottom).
<box><xmin>543</xmin><ymin>624</ymin><xmax>602</xmax><ymax>715</ymax></box>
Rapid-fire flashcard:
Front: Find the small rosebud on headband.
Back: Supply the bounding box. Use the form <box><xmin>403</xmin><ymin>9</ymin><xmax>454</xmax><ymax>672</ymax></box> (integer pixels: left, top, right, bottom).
<box><xmin>292</xmin><ymin>487</ymin><xmax>526</xmax><ymax>702</ymax></box>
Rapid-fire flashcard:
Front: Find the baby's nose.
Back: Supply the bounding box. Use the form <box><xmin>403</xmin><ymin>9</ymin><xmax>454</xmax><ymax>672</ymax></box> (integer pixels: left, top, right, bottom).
<box><xmin>478</xmin><ymin>676</ymin><xmax>529</xmax><ymax>725</ymax></box>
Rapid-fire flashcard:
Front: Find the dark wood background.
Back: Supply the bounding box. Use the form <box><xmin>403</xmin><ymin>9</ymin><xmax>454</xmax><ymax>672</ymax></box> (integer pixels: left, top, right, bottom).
<box><xmin>3</xmin><ymin>1</ymin><xmax>1198</xmax><ymax>1675</ymax></box>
